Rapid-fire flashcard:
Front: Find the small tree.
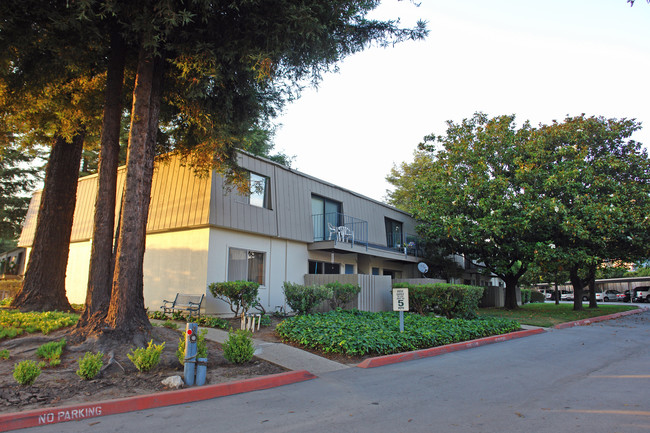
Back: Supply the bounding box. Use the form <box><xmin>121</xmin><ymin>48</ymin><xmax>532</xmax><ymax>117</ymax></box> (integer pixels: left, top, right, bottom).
<box><xmin>208</xmin><ymin>281</ymin><xmax>260</xmax><ymax>318</ymax></box>
<box><xmin>282</xmin><ymin>282</ymin><xmax>332</xmax><ymax>315</ymax></box>
<box><xmin>326</xmin><ymin>281</ymin><xmax>361</xmax><ymax>310</ymax></box>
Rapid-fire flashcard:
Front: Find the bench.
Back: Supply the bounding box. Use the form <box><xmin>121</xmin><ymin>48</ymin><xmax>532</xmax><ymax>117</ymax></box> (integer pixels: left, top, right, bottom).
<box><xmin>161</xmin><ymin>293</ymin><xmax>204</xmax><ymax>319</ymax></box>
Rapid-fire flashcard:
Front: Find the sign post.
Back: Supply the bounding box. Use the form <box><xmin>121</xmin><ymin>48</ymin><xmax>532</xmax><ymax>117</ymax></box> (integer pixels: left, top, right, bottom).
<box><xmin>392</xmin><ymin>288</ymin><xmax>409</xmax><ymax>333</ymax></box>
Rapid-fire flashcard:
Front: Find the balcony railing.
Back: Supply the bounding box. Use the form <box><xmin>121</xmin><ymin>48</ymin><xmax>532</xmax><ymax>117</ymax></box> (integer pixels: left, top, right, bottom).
<box><xmin>312</xmin><ymin>212</ymin><xmax>368</xmax><ymax>249</ymax></box>
<box><xmin>386</xmin><ymin>232</ymin><xmax>423</xmax><ymax>258</ymax></box>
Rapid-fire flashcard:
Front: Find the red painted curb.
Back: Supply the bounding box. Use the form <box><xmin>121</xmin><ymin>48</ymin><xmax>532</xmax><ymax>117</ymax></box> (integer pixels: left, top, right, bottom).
<box><xmin>357</xmin><ymin>328</ymin><xmax>545</xmax><ymax>369</ymax></box>
<box><xmin>0</xmin><ymin>370</ymin><xmax>316</xmax><ymax>432</ymax></box>
<box><xmin>553</xmin><ymin>307</ymin><xmax>646</xmax><ymax>329</ymax></box>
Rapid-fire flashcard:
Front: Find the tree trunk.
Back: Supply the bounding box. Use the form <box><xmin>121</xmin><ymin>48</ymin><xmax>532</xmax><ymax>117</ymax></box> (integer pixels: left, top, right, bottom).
<box><xmin>75</xmin><ymin>31</ymin><xmax>126</xmax><ymax>336</ymax></box>
<box><xmin>587</xmin><ymin>264</ymin><xmax>598</xmax><ymax>309</ymax></box>
<box><xmin>104</xmin><ymin>46</ymin><xmax>162</xmax><ymax>340</ymax></box>
<box><xmin>569</xmin><ymin>265</ymin><xmax>586</xmax><ymax>311</ymax></box>
<box><xmin>503</xmin><ymin>276</ymin><xmax>519</xmax><ymax>310</ymax></box>
<box><xmin>11</xmin><ymin>133</ymin><xmax>84</xmax><ymax>312</ymax></box>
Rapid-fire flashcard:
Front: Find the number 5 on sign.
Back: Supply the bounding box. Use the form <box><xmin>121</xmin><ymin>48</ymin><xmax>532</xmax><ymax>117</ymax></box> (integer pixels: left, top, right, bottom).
<box><xmin>393</xmin><ymin>288</ymin><xmax>409</xmax><ymax>311</ymax></box>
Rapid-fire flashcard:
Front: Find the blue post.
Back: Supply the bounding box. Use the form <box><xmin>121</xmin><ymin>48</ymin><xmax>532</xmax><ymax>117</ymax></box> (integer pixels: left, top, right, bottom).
<box><xmin>399</xmin><ymin>311</ymin><xmax>404</xmax><ymax>333</ymax></box>
<box><xmin>184</xmin><ymin>323</ymin><xmax>198</xmax><ymax>386</ymax></box>
<box><xmin>195</xmin><ymin>358</ymin><xmax>207</xmax><ymax>386</ymax></box>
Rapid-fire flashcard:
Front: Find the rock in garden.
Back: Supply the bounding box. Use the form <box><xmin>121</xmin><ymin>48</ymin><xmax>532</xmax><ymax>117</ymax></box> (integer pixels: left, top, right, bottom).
<box><xmin>161</xmin><ymin>376</ymin><xmax>184</xmax><ymax>390</ymax></box>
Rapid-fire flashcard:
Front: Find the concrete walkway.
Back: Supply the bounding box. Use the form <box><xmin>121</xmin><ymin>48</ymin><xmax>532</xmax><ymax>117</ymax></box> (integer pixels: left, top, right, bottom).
<box><xmin>200</xmin><ymin>327</ymin><xmax>352</xmax><ymax>375</ymax></box>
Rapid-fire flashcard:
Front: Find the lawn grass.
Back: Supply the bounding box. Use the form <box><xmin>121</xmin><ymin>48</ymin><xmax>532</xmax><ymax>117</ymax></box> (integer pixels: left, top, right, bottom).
<box><xmin>478</xmin><ymin>302</ymin><xmax>639</xmax><ymax>327</ymax></box>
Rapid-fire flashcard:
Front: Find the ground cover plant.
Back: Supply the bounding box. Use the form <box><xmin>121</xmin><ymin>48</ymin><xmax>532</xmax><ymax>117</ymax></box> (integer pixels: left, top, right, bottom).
<box><xmin>275</xmin><ymin>309</ymin><xmax>520</xmax><ymax>356</ymax></box>
<box><xmin>0</xmin><ymin>309</ymin><xmax>78</xmax><ymax>339</ymax></box>
<box><xmin>13</xmin><ymin>359</ymin><xmax>41</xmax><ymax>385</ymax></box>
<box><xmin>76</xmin><ymin>351</ymin><xmax>103</xmax><ymax>380</ymax></box>
<box><xmin>478</xmin><ymin>303</ymin><xmax>638</xmax><ymax>327</ymax></box>
<box><xmin>127</xmin><ymin>340</ymin><xmax>165</xmax><ymax>372</ymax></box>
<box><xmin>36</xmin><ymin>338</ymin><xmax>66</xmax><ymax>366</ymax></box>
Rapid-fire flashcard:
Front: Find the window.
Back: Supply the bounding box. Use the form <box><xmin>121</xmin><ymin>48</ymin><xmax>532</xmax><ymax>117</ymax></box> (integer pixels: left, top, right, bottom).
<box><xmin>308</xmin><ymin>260</ymin><xmax>340</xmax><ymax>274</ymax></box>
<box><xmin>385</xmin><ymin>218</ymin><xmax>403</xmax><ymax>249</ymax></box>
<box><xmin>228</xmin><ymin>248</ymin><xmax>265</xmax><ymax>285</ymax></box>
<box><xmin>345</xmin><ymin>264</ymin><xmax>355</xmax><ymax>274</ymax></box>
<box><xmin>239</xmin><ymin>172</ymin><xmax>271</xmax><ymax>208</ymax></box>
<box><xmin>311</xmin><ymin>195</ymin><xmax>342</xmax><ymax>241</ymax></box>
<box><xmin>372</xmin><ymin>267</ymin><xmax>380</xmax><ymax>276</ymax></box>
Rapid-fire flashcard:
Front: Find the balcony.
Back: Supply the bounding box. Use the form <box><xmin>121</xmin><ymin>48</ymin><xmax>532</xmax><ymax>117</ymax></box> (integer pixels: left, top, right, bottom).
<box><xmin>384</xmin><ymin>232</ymin><xmax>423</xmax><ymax>258</ymax></box>
<box><xmin>311</xmin><ymin>213</ymin><xmax>423</xmax><ymax>261</ymax></box>
<box><xmin>312</xmin><ymin>212</ymin><xmax>368</xmax><ymax>249</ymax></box>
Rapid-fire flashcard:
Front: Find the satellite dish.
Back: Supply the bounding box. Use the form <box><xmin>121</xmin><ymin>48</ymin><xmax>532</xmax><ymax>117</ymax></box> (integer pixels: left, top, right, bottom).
<box><xmin>417</xmin><ymin>262</ymin><xmax>429</xmax><ymax>275</ymax></box>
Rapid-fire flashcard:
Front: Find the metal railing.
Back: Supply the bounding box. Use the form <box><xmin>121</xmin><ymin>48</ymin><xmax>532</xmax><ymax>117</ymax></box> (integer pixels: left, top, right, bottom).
<box><xmin>312</xmin><ymin>212</ymin><xmax>368</xmax><ymax>249</ymax></box>
<box><xmin>386</xmin><ymin>232</ymin><xmax>423</xmax><ymax>258</ymax></box>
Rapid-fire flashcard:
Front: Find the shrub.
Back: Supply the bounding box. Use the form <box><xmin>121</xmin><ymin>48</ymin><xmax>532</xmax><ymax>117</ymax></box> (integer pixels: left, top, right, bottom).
<box><xmin>176</xmin><ymin>329</ymin><xmax>208</xmax><ymax>366</ymax></box>
<box><xmin>13</xmin><ymin>360</ymin><xmax>41</xmax><ymax>385</ymax></box>
<box><xmin>326</xmin><ymin>281</ymin><xmax>361</xmax><ymax>310</ymax></box>
<box><xmin>282</xmin><ymin>282</ymin><xmax>332</xmax><ymax>315</ymax></box>
<box><xmin>222</xmin><ymin>329</ymin><xmax>254</xmax><ymax>364</ymax></box>
<box><xmin>76</xmin><ymin>352</ymin><xmax>103</xmax><ymax>380</ymax></box>
<box><xmin>392</xmin><ymin>283</ymin><xmax>484</xmax><ymax>319</ymax></box>
<box><xmin>0</xmin><ymin>349</ymin><xmax>9</xmax><ymax>360</ymax></box>
<box><xmin>208</xmin><ymin>281</ymin><xmax>260</xmax><ymax>318</ymax></box>
<box><xmin>127</xmin><ymin>340</ymin><xmax>165</xmax><ymax>372</ymax></box>
<box><xmin>161</xmin><ymin>320</ymin><xmax>178</xmax><ymax>330</ymax></box>
<box><xmin>276</xmin><ymin>310</ymin><xmax>520</xmax><ymax>356</ymax></box>
<box><xmin>259</xmin><ymin>314</ymin><xmax>271</xmax><ymax>327</ymax></box>
<box><xmin>521</xmin><ymin>289</ymin><xmax>531</xmax><ymax>304</ymax></box>
<box><xmin>0</xmin><ymin>279</ymin><xmax>22</xmax><ymax>298</ymax></box>
<box><xmin>36</xmin><ymin>338</ymin><xmax>66</xmax><ymax>367</ymax></box>
<box><xmin>148</xmin><ymin>311</ymin><xmax>169</xmax><ymax>320</ymax></box>
<box><xmin>530</xmin><ymin>290</ymin><xmax>546</xmax><ymax>303</ymax></box>
<box><xmin>196</xmin><ymin>315</ymin><xmax>230</xmax><ymax>329</ymax></box>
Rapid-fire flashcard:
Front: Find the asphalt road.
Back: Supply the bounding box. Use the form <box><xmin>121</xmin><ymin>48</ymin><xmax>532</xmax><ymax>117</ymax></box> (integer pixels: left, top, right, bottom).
<box><xmin>22</xmin><ymin>310</ymin><xmax>650</xmax><ymax>433</ymax></box>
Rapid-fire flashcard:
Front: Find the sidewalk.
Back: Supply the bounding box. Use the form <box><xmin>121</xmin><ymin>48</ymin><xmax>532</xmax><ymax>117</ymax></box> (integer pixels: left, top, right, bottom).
<box><xmin>200</xmin><ymin>327</ymin><xmax>352</xmax><ymax>375</ymax></box>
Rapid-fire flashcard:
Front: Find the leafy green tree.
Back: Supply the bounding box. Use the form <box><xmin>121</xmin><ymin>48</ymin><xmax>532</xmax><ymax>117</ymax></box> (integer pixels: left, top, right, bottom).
<box><xmin>1</xmin><ymin>0</ymin><xmax>106</xmax><ymax>312</ymax></box>
<box><xmin>87</xmin><ymin>0</ymin><xmax>426</xmax><ymax>339</ymax></box>
<box><xmin>388</xmin><ymin>113</ymin><xmax>542</xmax><ymax>309</ymax></box>
<box><xmin>0</xmin><ymin>144</ymin><xmax>41</xmax><ymax>252</ymax></box>
<box><xmin>530</xmin><ymin>115</ymin><xmax>650</xmax><ymax>309</ymax></box>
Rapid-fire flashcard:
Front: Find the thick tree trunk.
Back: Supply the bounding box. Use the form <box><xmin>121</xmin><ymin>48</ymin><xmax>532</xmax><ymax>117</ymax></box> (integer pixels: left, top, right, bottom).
<box><xmin>104</xmin><ymin>47</ymin><xmax>162</xmax><ymax>339</ymax></box>
<box><xmin>569</xmin><ymin>265</ymin><xmax>586</xmax><ymax>311</ymax></box>
<box><xmin>587</xmin><ymin>265</ymin><xmax>598</xmax><ymax>309</ymax></box>
<box><xmin>503</xmin><ymin>276</ymin><xmax>519</xmax><ymax>310</ymax></box>
<box><xmin>11</xmin><ymin>134</ymin><xmax>84</xmax><ymax>312</ymax></box>
<box><xmin>75</xmin><ymin>31</ymin><xmax>126</xmax><ymax>335</ymax></box>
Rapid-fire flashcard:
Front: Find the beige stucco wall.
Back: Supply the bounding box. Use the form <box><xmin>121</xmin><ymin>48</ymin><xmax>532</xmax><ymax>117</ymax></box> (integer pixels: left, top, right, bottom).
<box><xmin>22</xmin><ymin>228</ymin><xmax>211</xmax><ymax>310</ymax></box>
<box><xmin>143</xmin><ymin>228</ymin><xmax>210</xmax><ymax>311</ymax></box>
<box><xmin>205</xmin><ymin>228</ymin><xmax>309</xmax><ymax>315</ymax></box>
<box><xmin>66</xmin><ymin>241</ymin><xmax>93</xmax><ymax>304</ymax></box>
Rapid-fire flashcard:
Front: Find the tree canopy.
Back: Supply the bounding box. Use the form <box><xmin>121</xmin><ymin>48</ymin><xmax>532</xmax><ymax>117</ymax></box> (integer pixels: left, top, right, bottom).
<box><xmin>388</xmin><ymin>113</ymin><xmax>650</xmax><ymax>310</ymax></box>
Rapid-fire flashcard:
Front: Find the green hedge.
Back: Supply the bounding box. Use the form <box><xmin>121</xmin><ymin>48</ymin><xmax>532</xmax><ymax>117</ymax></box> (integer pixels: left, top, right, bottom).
<box><xmin>282</xmin><ymin>282</ymin><xmax>332</xmax><ymax>315</ymax></box>
<box><xmin>529</xmin><ymin>290</ymin><xmax>545</xmax><ymax>303</ymax></box>
<box><xmin>392</xmin><ymin>283</ymin><xmax>484</xmax><ymax>319</ymax></box>
<box><xmin>276</xmin><ymin>309</ymin><xmax>520</xmax><ymax>356</ymax></box>
<box><xmin>521</xmin><ymin>289</ymin><xmax>531</xmax><ymax>304</ymax></box>
<box><xmin>326</xmin><ymin>281</ymin><xmax>361</xmax><ymax>310</ymax></box>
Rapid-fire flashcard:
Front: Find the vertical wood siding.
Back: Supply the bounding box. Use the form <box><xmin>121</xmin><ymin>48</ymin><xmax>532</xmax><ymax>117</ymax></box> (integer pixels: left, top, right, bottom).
<box><xmin>19</xmin><ymin>152</ymin><xmax>416</xmax><ymax>250</ymax></box>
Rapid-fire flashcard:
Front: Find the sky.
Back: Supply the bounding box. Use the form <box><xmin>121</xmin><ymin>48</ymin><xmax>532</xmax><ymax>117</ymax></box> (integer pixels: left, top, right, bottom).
<box><xmin>272</xmin><ymin>0</ymin><xmax>650</xmax><ymax>203</ymax></box>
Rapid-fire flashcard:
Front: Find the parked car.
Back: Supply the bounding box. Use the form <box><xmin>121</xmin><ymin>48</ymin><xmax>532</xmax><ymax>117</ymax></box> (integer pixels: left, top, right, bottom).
<box><xmin>561</xmin><ymin>290</ymin><xmax>573</xmax><ymax>301</ymax></box>
<box><xmin>580</xmin><ymin>292</ymin><xmax>603</xmax><ymax>302</ymax></box>
<box><xmin>634</xmin><ymin>286</ymin><xmax>650</xmax><ymax>303</ymax></box>
<box><xmin>603</xmin><ymin>290</ymin><xmax>624</xmax><ymax>302</ymax></box>
<box><xmin>624</xmin><ymin>290</ymin><xmax>632</xmax><ymax>302</ymax></box>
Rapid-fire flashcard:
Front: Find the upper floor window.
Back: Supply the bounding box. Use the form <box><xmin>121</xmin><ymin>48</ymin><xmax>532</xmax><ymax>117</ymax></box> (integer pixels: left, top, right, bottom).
<box><xmin>311</xmin><ymin>195</ymin><xmax>342</xmax><ymax>241</ymax></box>
<box><xmin>385</xmin><ymin>217</ymin><xmax>403</xmax><ymax>249</ymax></box>
<box><xmin>243</xmin><ymin>172</ymin><xmax>271</xmax><ymax>209</ymax></box>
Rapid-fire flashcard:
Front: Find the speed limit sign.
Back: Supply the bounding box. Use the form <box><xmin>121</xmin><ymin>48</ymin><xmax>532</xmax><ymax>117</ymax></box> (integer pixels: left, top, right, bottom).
<box><xmin>393</xmin><ymin>288</ymin><xmax>409</xmax><ymax>311</ymax></box>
